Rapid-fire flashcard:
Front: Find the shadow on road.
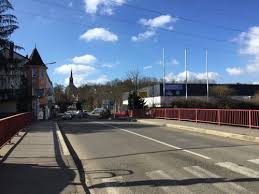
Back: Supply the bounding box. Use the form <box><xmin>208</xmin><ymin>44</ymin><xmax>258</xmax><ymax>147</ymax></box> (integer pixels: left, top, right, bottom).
<box><xmin>0</xmin><ymin>163</ymin><xmax>76</xmax><ymax>194</ymax></box>
<box><xmin>89</xmin><ymin>177</ymin><xmax>259</xmax><ymax>189</ymax></box>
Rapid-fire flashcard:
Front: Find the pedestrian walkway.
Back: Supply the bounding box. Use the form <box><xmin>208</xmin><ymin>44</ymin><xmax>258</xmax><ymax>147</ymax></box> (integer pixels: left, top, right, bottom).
<box><xmin>89</xmin><ymin>157</ymin><xmax>259</xmax><ymax>194</ymax></box>
<box><xmin>138</xmin><ymin>119</ymin><xmax>259</xmax><ymax>143</ymax></box>
<box><xmin>0</xmin><ymin>121</ymin><xmax>81</xmax><ymax>194</ymax></box>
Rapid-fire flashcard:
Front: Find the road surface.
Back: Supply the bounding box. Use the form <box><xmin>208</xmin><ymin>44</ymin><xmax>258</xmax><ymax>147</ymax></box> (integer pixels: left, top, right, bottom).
<box><xmin>58</xmin><ymin>119</ymin><xmax>259</xmax><ymax>194</ymax></box>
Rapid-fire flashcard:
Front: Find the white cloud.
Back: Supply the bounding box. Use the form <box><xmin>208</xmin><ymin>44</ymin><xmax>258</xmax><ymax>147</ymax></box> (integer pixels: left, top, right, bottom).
<box><xmin>65</xmin><ymin>74</ymin><xmax>87</xmax><ymax>87</ymax></box>
<box><xmin>54</xmin><ymin>64</ymin><xmax>95</xmax><ymax>75</ymax></box>
<box><xmin>84</xmin><ymin>0</ymin><xmax>126</xmax><ymax>15</ymax></box>
<box><xmin>165</xmin><ymin>71</ymin><xmax>219</xmax><ymax>83</ymax></box>
<box><xmin>171</xmin><ymin>58</ymin><xmax>179</xmax><ymax>65</ymax></box>
<box><xmin>132</xmin><ymin>14</ymin><xmax>177</xmax><ymax>42</ymax></box>
<box><xmin>64</xmin><ymin>74</ymin><xmax>109</xmax><ymax>87</ymax></box>
<box><xmin>72</xmin><ymin>54</ymin><xmax>96</xmax><ymax>64</ymax></box>
<box><xmin>88</xmin><ymin>75</ymin><xmax>110</xmax><ymax>84</ymax></box>
<box><xmin>227</xmin><ymin>26</ymin><xmax>259</xmax><ymax>76</ymax></box>
<box><xmin>253</xmin><ymin>81</ymin><xmax>259</xmax><ymax>84</ymax></box>
<box><xmin>80</xmin><ymin>28</ymin><xmax>118</xmax><ymax>42</ymax></box>
<box><xmin>131</xmin><ymin>30</ymin><xmax>156</xmax><ymax>42</ymax></box>
<box><xmin>143</xmin><ymin>65</ymin><xmax>152</xmax><ymax>70</ymax></box>
<box><xmin>102</xmin><ymin>64</ymin><xmax>113</xmax><ymax>68</ymax></box>
<box><xmin>139</xmin><ymin>15</ymin><xmax>177</xmax><ymax>29</ymax></box>
<box><xmin>226</xmin><ymin>67</ymin><xmax>243</xmax><ymax>76</ymax></box>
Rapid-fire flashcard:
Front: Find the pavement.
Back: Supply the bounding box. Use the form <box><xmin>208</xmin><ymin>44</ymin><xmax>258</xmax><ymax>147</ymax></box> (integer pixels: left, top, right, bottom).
<box><xmin>0</xmin><ymin>120</ymin><xmax>87</xmax><ymax>194</ymax></box>
<box><xmin>138</xmin><ymin>119</ymin><xmax>259</xmax><ymax>144</ymax></box>
<box><xmin>58</xmin><ymin>119</ymin><xmax>259</xmax><ymax>194</ymax></box>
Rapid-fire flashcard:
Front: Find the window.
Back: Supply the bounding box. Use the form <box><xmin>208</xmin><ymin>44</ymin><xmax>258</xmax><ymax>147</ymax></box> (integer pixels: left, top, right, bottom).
<box><xmin>32</xmin><ymin>69</ymin><xmax>37</xmax><ymax>77</ymax></box>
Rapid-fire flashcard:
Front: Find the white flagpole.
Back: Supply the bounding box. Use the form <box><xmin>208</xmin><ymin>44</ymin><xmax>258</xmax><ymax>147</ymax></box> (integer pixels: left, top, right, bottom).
<box><xmin>185</xmin><ymin>48</ymin><xmax>188</xmax><ymax>100</ymax></box>
<box><xmin>206</xmin><ymin>49</ymin><xmax>209</xmax><ymax>101</ymax></box>
<box><xmin>163</xmin><ymin>48</ymin><xmax>166</xmax><ymax>97</ymax></box>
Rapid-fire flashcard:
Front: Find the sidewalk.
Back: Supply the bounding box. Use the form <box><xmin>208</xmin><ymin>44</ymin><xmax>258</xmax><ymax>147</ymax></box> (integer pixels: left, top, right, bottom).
<box><xmin>0</xmin><ymin>121</ymin><xmax>83</xmax><ymax>194</ymax></box>
<box><xmin>137</xmin><ymin>119</ymin><xmax>259</xmax><ymax>144</ymax></box>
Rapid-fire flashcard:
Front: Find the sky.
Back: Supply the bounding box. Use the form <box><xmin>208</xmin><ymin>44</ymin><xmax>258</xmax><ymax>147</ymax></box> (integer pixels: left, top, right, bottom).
<box><xmin>10</xmin><ymin>0</ymin><xmax>259</xmax><ymax>86</ymax></box>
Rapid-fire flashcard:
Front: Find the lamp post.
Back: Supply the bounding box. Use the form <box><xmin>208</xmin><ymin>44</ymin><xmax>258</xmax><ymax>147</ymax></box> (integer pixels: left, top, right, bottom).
<box><xmin>44</xmin><ymin>62</ymin><xmax>56</xmax><ymax>65</ymax></box>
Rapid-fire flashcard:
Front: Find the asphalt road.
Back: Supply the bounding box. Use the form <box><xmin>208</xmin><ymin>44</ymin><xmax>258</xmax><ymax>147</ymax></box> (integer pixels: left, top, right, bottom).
<box><xmin>58</xmin><ymin>119</ymin><xmax>259</xmax><ymax>194</ymax></box>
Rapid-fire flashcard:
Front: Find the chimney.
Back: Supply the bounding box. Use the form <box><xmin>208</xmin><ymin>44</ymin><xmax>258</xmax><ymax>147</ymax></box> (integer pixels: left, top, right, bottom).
<box><xmin>9</xmin><ymin>42</ymin><xmax>14</xmax><ymax>60</ymax></box>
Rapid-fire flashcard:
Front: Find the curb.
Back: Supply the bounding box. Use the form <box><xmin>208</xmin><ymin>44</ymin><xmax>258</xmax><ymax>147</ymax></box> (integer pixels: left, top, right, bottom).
<box><xmin>55</xmin><ymin>122</ymin><xmax>90</xmax><ymax>194</ymax></box>
<box><xmin>137</xmin><ymin>120</ymin><xmax>259</xmax><ymax>144</ymax></box>
<box><xmin>56</xmin><ymin>122</ymin><xmax>93</xmax><ymax>194</ymax></box>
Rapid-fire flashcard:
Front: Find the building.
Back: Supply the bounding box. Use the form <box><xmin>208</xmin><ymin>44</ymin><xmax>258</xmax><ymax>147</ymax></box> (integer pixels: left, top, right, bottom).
<box><xmin>0</xmin><ymin>44</ymin><xmax>30</xmax><ymax>112</ymax></box>
<box><xmin>122</xmin><ymin>83</ymin><xmax>259</xmax><ymax>107</ymax></box>
<box><xmin>65</xmin><ymin>69</ymin><xmax>78</xmax><ymax>101</ymax></box>
<box><xmin>65</xmin><ymin>70</ymin><xmax>78</xmax><ymax>110</ymax></box>
<box><xmin>0</xmin><ymin>45</ymin><xmax>55</xmax><ymax>119</ymax></box>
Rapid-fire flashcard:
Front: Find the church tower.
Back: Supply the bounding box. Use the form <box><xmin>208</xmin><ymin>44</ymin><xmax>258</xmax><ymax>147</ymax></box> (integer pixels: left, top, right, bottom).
<box><xmin>69</xmin><ymin>69</ymin><xmax>74</xmax><ymax>86</ymax></box>
<box><xmin>66</xmin><ymin>69</ymin><xmax>78</xmax><ymax>101</ymax></box>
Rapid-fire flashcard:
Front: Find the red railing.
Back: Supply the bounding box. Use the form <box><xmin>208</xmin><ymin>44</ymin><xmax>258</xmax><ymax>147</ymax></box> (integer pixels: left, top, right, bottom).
<box><xmin>152</xmin><ymin>108</ymin><xmax>259</xmax><ymax>128</ymax></box>
<box><xmin>114</xmin><ymin>111</ymin><xmax>129</xmax><ymax>118</ymax></box>
<box><xmin>0</xmin><ymin>112</ymin><xmax>32</xmax><ymax>149</ymax></box>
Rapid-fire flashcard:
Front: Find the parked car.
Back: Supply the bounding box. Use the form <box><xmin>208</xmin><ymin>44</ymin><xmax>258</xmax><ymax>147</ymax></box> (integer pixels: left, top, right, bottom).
<box><xmin>90</xmin><ymin>108</ymin><xmax>104</xmax><ymax>116</ymax></box>
<box><xmin>82</xmin><ymin>111</ymin><xmax>89</xmax><ymax>118</ymax></box>
<box><xmin>62</xmin><ymin>112</ymin><xmax>72</xmax><ymax>120</ymax></box>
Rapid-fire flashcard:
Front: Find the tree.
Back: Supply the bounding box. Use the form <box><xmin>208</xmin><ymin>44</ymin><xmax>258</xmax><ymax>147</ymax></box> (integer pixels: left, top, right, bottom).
<box><xmin>0</xmin><ymin>0</ymin><xmax>21</xmax><ymax>49</ymax></box>
<box><xmin>210</xmin><ymin>86</ymin><xmax>235</xmax><ymax>97</ymax></box>
<box><xmin>128</xmin><ymin>92</ymin><xmax>146</xmax><ymax>110</ymax></box>
<box><xmin>126</xmin><ymin>70</ymin><xmax>141</xmax><ymax>91</ymax></box>
<box><xmin>76</xmin><ymin>101</ymin><xmax>82</xmax><ymax>111</ymax></box>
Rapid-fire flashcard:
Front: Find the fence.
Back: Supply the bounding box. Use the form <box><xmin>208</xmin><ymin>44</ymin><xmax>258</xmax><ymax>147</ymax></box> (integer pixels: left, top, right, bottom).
<box><xmin>0</xmin><ymin>112</ymin><xmax>32</xmax><ymax>149</ymax></box>
<box><xmin>151</xmin><ymin>108</ymin><xmax>259</xmax><ymax>128</ymax></box>
<box><xmin>114</xmin><ymin>111</ymin><xmax>129</xmax><ymax>118</ymax></box>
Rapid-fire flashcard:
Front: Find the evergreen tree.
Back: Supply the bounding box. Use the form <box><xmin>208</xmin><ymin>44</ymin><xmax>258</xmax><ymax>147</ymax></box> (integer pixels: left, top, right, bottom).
<box><xmin>0</xmin><ymin>0</ymin><xmax>21</xmax><ymax>49</ymax></box>
<box><xmin>128</xmin><ymin>92</ymin><xmax>146</xmax><ymax>110</ymax></box>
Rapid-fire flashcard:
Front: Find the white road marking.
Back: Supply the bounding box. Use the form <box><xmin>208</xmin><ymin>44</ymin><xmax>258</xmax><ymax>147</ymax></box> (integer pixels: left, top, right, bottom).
<box><xmin>55</xmin><ymin>123</ymin><xmax>70</xmax><ymax>156</ymax></box>
<box><xmin>248</xmin><ymin>159</ymin><xmax>259</xmax><ymax>165</ymax></box>
<box><xmin>146</xmin><ymin>170</ymin><xmax>193</xmax><ymax>194</ymax></box>
<box><xmin>95</xmin><ymin>122</ymin><xmax>211</xmax><ymax>160</ymax></box>
<box><xmin>216</xmin><ymin>162</ymin><xmax>259</xmax><ymax>178</ymax></box>
<box><xmin>101</xmin><ymin>176</ymin><xmax>132</xmax><ymax>194</ymax></box>
<box><xmin>184</xmin><ymin>166</ymin><xmax>249</xmax><ymax>194</ymax></box>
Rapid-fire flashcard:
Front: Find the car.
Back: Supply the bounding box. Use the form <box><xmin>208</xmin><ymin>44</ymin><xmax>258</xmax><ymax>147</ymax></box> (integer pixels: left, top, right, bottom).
<box><xmin>90</xmin><ymin>108</ymin><xmax>104</xmax><ymax>115</ymax></box>
<box><xmin>62</xmin><ymin>112</ymin><xmax>72</xmax><ymax>120</ymax></box>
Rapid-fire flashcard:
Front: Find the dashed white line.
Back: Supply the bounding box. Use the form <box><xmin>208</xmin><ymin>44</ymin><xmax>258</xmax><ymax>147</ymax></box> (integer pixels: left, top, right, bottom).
<box><xmin>102</xmin><ymin>176</ymin><xmax>132</xmax><ymax>194</ymax></box>
<box><xmin>146</xmin><ymin>170</ymin><xmax>193</xmax><ymax>194</ymax></box>
<box><xmin>216</xmin><ymin>162</ymin><xmax>259</xmax><ymax>178</ymax></box>
<box><xmin>94</xmin><ymin>122</ymin><xmax>211</xmax><ymax>160</ymax></box>
<box><xmin>184</xmin><ymin>166</ymin><xmax>248</xmax><ymax>194</ymax></box>
<box><xmin>248</xmin><ymin>159</ymin><xmax>259</xmax><ymax>165</ymax></box>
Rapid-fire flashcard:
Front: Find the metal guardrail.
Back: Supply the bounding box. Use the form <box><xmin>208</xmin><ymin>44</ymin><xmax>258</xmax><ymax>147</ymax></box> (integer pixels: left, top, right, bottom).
<box><xmin>151</xmin><ymin>108</ymin><xmax>259</xmax><ymax>128</ymax></box>
<box><xmin>0</xmin><ymin>112</ymin><xmax>32</xmax><ymax>149</ymax></box>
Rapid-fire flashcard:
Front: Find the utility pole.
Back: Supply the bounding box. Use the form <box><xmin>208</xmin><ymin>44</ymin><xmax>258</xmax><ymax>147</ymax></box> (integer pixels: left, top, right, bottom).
<box><xmin>206</xmin><ymin>49</ymin><xmax>209</xmax><ymax>101</ymax></box>
<box><xmin>162</xmin><ymin>48</ymin><xmax>166</xmax><ymax>97</ymax></box>
<box><xmin>185</xmin><ymin>48</ymin><xmax>188</xmax><ymax>100</ymax></box>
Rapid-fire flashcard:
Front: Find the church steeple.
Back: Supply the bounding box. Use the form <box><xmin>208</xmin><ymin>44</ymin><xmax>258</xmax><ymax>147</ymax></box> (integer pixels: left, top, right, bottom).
<box><xmin>69</xmin><ymin>69</ymin><xmax>73</xmax><ymax>85</ymax></box>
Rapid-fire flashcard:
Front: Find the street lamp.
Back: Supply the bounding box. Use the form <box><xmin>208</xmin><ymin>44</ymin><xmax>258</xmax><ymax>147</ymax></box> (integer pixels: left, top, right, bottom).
<box><xmin>45</xmin><ymin>62</ymin><xmax>56</xmax><ymax>65</ymax></box>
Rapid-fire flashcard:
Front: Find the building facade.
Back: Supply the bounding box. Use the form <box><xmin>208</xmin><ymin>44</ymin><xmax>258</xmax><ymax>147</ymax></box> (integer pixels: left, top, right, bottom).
<box><xmin>0</xmin><ymin>46</ymin><xmax>55</xmax><ymax>119</ymax></box>
<box><xmin>123</xmin><ymin>83</ymin><xmax>259</xmax><ymax>107</ymax></box>
<box><xmin>0</xmin><ymin>45</ymin><xmax>30</xmax><ymax>112</ymax></box>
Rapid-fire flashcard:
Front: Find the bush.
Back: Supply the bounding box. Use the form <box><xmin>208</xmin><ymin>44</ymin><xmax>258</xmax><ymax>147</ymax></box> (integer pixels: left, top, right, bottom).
<box><xmin>171</xmin><ymin>98</ymin><xmax>259</xmax><ymax>109</ymax></box>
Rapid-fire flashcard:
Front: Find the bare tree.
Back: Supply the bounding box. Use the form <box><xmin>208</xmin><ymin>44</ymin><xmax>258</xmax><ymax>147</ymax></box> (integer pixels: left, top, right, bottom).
<box><xmin>210</xmin><ymin>86</ymin><xmax>235</xmax><ymax>97</ymax></box>
<box><xmin>126</xmin><ymin>70</ymin><xmax>141</xmax><ymax>92</ymax></box>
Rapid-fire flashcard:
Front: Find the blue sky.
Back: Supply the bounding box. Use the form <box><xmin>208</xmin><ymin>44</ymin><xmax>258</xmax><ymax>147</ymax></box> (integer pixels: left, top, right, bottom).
<box><xmin>10</xmin><ymin>0</ymin><xmax>259</xmax><ymax>86</ymax></box>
